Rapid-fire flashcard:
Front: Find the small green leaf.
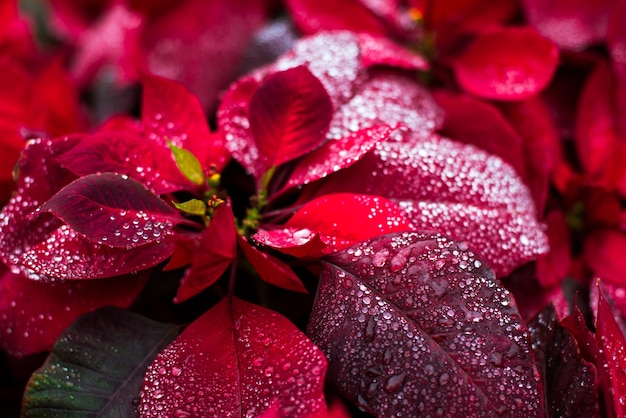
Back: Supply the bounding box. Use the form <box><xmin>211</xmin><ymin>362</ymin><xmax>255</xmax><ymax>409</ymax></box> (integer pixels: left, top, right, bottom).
<box><xmin>173</xmin><ymin>199</ymin><xmax>207</xmax><ymax>216</ymax></box>
<box><xmin>168</xmin><ymin>141</ymin><xmax>205</xmax><ymax>186</ymax></box>
<box><xmin>22</xmin><ymin>307</ymin><xmax>181</xmax><ymax>418</ymax></box>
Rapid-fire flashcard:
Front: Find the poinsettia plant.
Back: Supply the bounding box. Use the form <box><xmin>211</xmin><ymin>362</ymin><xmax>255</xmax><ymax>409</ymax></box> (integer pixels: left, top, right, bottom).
<box><xmin>2</xmin><ymin>0</ymin><xmax>626</xmax><ymax>417</ymax></box>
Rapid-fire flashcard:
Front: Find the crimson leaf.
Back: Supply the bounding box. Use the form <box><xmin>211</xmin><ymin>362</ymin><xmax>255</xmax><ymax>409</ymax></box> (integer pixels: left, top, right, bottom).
<box><xmin>307</xmin><ymin>231</ymin><xmax>544</xmax><ymax>417</ymax></box>
<box><xmin>249</xmin><ymin>65</ymin><xmax>332</xmax><ymax>173</ymax></box>
<box><xmin>174</xmin><ymin>203</ymin><xmax>238</xmax><ymax>303</ymax></box>
<box><xmin>452</xmin><ymin>27</ymin><xmax>559</xmax><ymax>101</ymax></box>
<box><xmin>40</xmin><ymin>173</ymin><xmax>184</xmax><ymax>248</ymax></box>
<box><xmin>528</xmin><ymin>304</ymin><xmax>599</xmax><ymax>417</ymax></box>
<box><xmin>140</xmin><ymin>296</ymin><xmax>328</xmax><ymax>417</ymax></box>
<box><xmin>0</xmin><ymin>266</ymin><xmax>148</xmax><ymax>358</ymax></box>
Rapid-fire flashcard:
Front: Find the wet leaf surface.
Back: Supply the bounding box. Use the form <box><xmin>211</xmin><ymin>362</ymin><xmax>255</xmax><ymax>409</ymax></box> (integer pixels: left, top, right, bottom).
<box><xmin>40</xmin><ymin>173</ymin><xmax>183</xmax><ymax>248</ymax></box>
<box><xmin>529</xmin><ymin>304</ymin><xmax>599</xmax><ymax>417</ymax></box>
<box><xmin>22</xmin><ymin>307</ymin><xmax>180</xmax><ymax>417</ymax></box>
<box><xmin>0</xmin><ymin>266</ymin><xmax>148</xmax><ymax>358</ymax></box>
<box><xmin>307</xmin><ymin>231</ymin><xmax>544</xmax><ymax>417</ymax></box>
<box><xmin>306</xmin><ymin>133</ymin><xmax>548</xmax><ymax>276</ymax></box>
<box><xmin>140</xmin><ymin>297</ymin><xmax>327</xmax><ymax>417</ymax></box>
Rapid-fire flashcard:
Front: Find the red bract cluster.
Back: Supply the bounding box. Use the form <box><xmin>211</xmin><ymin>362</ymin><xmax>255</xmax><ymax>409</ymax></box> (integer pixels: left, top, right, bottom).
<box><xmin>1</xmin><ymin>0</ymin><xmax>626</xmax><ymax>417</ymax></box>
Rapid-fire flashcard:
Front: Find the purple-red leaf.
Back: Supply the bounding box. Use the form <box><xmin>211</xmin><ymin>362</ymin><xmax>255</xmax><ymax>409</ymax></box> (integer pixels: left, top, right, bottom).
<box><xmin>238</xmin><ymin>236</ymin><xmax>307</xmax><ymax>293</ymax></box>
<box><xmin>0</xmin><ymin>264</ymin><xmax>148</xmax><ymax>358</ymax></box>
<box><xmin>307</xmin><ymin>231</ymin><xmax>544</xmax><ymax>416</ymax></box>
<box><xmin>40</xmin><ymin>173</ymin><xmax>183</xmax><ymax>248</ymax></box>
<box><xmin>305</xmin><ymin>133</ymin><xmax>548</xmax><ymax>276</ymax></box>
<box><xmin>249</xmin><ymin>65</ymin><xmax>332</xmax><ymax>172</ymax></box>
<box><xmin>141</xmin><ymin>73</ymin><xmax>230</xmax><ymax>171</ymax></box>
<box><xmin>528</xmin><ymin>304</ymin><xmax>599</xmax><ymax>417</ymax></box>
<box><xmin>357</xmin><ymin>33</ymin><xmax>429</xmax><ymax>70</ymax></box>
<box><xmin>452</xmin><ymin>27</ymin><xmax>559</xmax><ymax>101</ymax></box>
<box><xmin>56</xmin><ymin>131</ymin><xmax>192</xmax><ymax>195</ymax></box>
<box><xmin>174</xmin><ymin>203</ymin><xmax>237</xmax><ymax>303</ymax></box>
<box><xmin>140</xmin><ymin>296</ymin><xmax>328</xmax><ymax>417</ymax></box>
<box><xmin>255</xmin><ymin>193</ymin><xmax>412</xmax><ymax>258</ymax></box>
<box><xmin>596</xmin><ymin>284</ymin><xmax>626</xmax><ymax>415</ymax></box>
<box><xmin>284</xmin><ymin>125</ymin><xmax>397</xmax><ymax>189</ymax></box>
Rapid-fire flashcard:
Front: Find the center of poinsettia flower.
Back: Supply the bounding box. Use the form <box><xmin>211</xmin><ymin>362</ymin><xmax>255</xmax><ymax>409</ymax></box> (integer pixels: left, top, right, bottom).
<box><xmin>566</xmin><ymin>201</ymin><xmax>585</xmax><ymax>232</ymax></box>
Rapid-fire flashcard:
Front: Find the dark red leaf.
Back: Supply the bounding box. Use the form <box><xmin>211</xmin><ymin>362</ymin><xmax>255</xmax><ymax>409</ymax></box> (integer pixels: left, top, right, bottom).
<box><xmin>140</xmin><ymin>296</ymin><xmax>328</xmax><ymax>417</ymax></box>
<box><xmin>256</xmin><ymin>193</ymin><xmax>412</xmax><ymax>258</ymax></box>
<box><xmin>284</xmin><ymin>125</ymin><xmax>397</xmax><ymax>190</ymax></box>
<box><xmin>608</xmin><ymin>0</ymin><xmax>626</xmax><ymax>137</ymax></box>
<box><xmin>305</xmin><ymin>133</ymin><xmax>548</xmax><ymax>276</ymax></box>
<box><xmin>174</xmin><ymin>203</ymin><xmax>237</xmax><ymax>303</ymax></box>
<box><xmin>285</xmin><ymin>0</ymin><xmax>389</xmax><ymax>36</ymax></box>
<box><xmin>56</xmin><ymin>131</ymin><xmax>192</xmax><ymax>195</ymax></box>
<box><xmin>433</xmin><ymin>90</ymin><xmax>528</xmax><ymax>181</ymax></box>
<box><xmin>0</xmin><ymin>265</ymin><xmax>148</xmax><ymax>358</ymax></box>
<box><xmin>238</xmin><ymin>236</ymin><xmax>307</xmax><ymax>293</ymax></box>
<box><xmin>40</xmin><ymin>173</ymin><xmax>183</xmax><ymax>248</ymax></box>
<box><xmin>307</xmin><ymin>231</ymin><xmax>544</xmax><ymax>416</ymax></box>
<box><xmin>528</xmin><ymin>304</ymin><xmax>599</xmax><ymax>417</ymax></box>
<box><xmin>249</xmin><ymin>66</ymin><xmax>332</xmax><ymax>173</ymax></box>
<box><xmin>596</xmin><ymin>285</ymin><xmax>626</xmax><ymax>415</ymax></box>
<box><xmin>452</xmin><ymin>27</ymin><xmax>559</xmax><ymax>101</ymax></box>
<box><xmin>521</xmin><ymin>0</ymin><xmax>613</xmax><ymax>50</ymax></box>
<box><xmin>141</xmin><ymin>73</ymin><xmax>229</xmax><ymax>172</ymax></box>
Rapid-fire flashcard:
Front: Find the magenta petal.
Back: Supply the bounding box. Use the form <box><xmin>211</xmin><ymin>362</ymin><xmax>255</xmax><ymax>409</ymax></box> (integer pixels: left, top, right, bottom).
<box><xmin>141</xmin><ymin>0</ymin><xmax>267</xmax><ymax>111</ymax></box>
<box><xmin>174</xmin><ymin>203</ymin><xmax>237</xmax><ymax>303</ymax></box>
<box><xmin>452</xmin><ymin>27</ymin><xmax>559</xmax><ymax>101</ymax></box>
<box><xmin>140</xmin><ymin>297</ymin><xmax>328</xmax><ymax>417</ymax></box>
<box><xmin>284</xmin><ymin>124</ymin><xmax>397</xmax><ymax>189</ymax></box>
<box><xmin>249</xmin><ymin>66</ymin><xmax>332</xmax><ymax>172</ymax></box>
<box><xmin>285</xmin><ymin>0</ymin><xmax>389</xmax><ymax>36</ymax></box>
<box><xmin>0</xmin><ymin>265</ymin><xmax>148</xmax><ymax>358</ymax></box>
<box><xmin>253</xmin><ymin>228</ymin><xmax>330</xmax><ymax>259</ymax></box>
<box><xmin>357</xmin><ymin>33</ymin><xmax>428</xmax><ymax>70</ymax></box>
<box><xmin>141</xmin><ymin>73</ymin><xmax>229</xmax><ymax>171</ymax></box>
<box><xmin>522</xmin><ymin>0</ymin><xmax>612</xmax><ymax>50</ymax></box>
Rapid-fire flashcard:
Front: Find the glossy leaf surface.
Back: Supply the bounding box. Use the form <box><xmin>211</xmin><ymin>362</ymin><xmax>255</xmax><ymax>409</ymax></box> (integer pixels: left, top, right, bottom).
<box><xmin>0</xmin><ymin>267</ymin><xmax>147</xmax><ymax>358</ymax></box>
<box><xmin>174</xmin><ymin>203</ymin><xmax>237</xmax><ymax>303</ymax></box>
<box><xmin>528</xmin><ymin>304</ymin><xmax>599</xmax><ymax>417</ymax></box>
<box><xmin>305</xmin><ymin>133</ymin><xmax>548</xmax><ymax>276</ymax></box>
<box><xmin>40</xmin><ymin>173</ymin><xmax>182</xmax><ymax>248</ymax></box>
<box><xmin>22</xmin><ymin>307</ymin><xmax>180</xmax><ymax>417</ymax></box>
<box><xmin>249</xmin><ymin>65</ymin><xmax>332</xmax><ymax>172</ymax></box>
<box><xmin>255</xmin><ymin>193</ymin><xmax>412</xmax><ymax>258</ymax></box>
<box><xmin>140</xmin><ymin>297</ymin><xmax>327</xmax><ymax>417</ymax></box>
<box><xmin>452</xmin><ymin>27</ymin><xmax>559</xmax><ymax>100</ymax></box>
<box><xmin>307</xmin><ymin>231</ymin><xmax>544</xmax><ymax>416</ymax></box>
<box><xmin>238</xmin><ymin>236</ymin><xmax>307</xmax><ymax>293</ymax></box>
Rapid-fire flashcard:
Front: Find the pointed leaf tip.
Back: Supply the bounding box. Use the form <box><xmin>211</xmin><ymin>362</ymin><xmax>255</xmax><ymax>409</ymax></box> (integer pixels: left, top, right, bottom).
<box><xmin>249</xmin><ymin>65</ymin><xmax>333</xmax><ymax>172</ymax></box>
<box><xmin>140</xmin><ymin>297</ymin><xmax>328</xmax><ymax>417</ymax></box>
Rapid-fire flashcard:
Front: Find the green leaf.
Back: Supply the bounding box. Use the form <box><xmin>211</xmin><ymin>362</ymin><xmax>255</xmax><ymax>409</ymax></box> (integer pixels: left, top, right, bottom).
<box><xmin>173</xmin><ymin>199</ymin><xmax>207</xmax><ymax>216</ymax></box>
<box><xmin>22</xmin><ymin>307</ymin><xmax>181</xmax><ymax>418</ymax></box>
<box><xmin>168</xmin><ymin>141</ymin><xmax>205</xmax><ymax>186</ymax></box>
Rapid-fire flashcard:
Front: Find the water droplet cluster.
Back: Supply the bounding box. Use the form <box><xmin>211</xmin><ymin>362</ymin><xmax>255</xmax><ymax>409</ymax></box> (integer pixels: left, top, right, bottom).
<box><xmin>307</xmin><ymin>231</ymin><xmax>543</xmax><ymax>417</ymax></box>
<box><xmin>140</xmin><ymin>297</ymin><xmax>327</xmax><ymax>417</ymax></box>
<box><xmin>312</xmin><ymin>133</ymin><xmax>548</xmax><ymax>276</ymax></box>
